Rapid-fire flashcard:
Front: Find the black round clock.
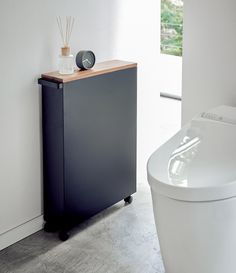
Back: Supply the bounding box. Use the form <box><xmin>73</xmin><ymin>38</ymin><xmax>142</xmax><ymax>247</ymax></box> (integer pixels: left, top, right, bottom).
<box><xmin>76</xmin><ymin>50</ymin><xmax>96</xmax><ymax>70</ymax></box>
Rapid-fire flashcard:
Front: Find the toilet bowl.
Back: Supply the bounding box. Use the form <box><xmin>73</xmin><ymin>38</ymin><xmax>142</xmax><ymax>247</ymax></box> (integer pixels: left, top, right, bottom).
<box><xmin>147</xmin><ymin>105</ymin><xmax>236</xmax><ymax>273</ymax></box>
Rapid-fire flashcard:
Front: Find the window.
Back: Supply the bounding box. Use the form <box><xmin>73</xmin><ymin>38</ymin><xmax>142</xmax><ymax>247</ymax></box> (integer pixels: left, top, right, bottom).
<box><xmin>161</xmin><ymin>0</ymin><xmax>183</xmax><ymax>56</ymax></box>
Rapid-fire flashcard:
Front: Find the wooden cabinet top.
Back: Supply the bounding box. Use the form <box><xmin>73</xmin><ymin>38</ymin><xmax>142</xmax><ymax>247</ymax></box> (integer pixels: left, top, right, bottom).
<box><xmin>41</xmin><ymin>60</ymin><xmax>137</xmax><ymax>83</ymax></box>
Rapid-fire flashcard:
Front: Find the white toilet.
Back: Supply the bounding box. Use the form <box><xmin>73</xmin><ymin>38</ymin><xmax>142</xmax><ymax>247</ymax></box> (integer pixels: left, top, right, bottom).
<box><xmin>147</xmin><ymin>105</ymin><xmax>236</xmax><ymax>273</ymax></box>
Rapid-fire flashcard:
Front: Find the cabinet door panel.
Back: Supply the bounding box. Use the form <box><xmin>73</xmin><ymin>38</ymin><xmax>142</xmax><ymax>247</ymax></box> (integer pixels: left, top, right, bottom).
<box><xmin>64</xmin><ymin>68</ymin><xmax>137</xmax><ymax>218</ymax></box>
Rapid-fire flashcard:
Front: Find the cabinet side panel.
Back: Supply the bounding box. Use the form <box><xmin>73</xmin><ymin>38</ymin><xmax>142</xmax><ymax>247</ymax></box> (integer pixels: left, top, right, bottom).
<box><xmin>64</xmin><ymin>68</ymin><xmax>137</xmax><ymax>219</ymax></box>
<box><xmin>42</xmin><ymin>86</ymin><xmax>64</xmax><ymax>224</ymax></box>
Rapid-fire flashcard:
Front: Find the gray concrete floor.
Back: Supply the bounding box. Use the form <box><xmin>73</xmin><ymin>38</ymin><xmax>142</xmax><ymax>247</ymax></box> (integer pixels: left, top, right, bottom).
<box><xmin>0</xmin><ymin>98</ymin><xmax>181</xmax><ymax>273</ymax></box>
<box><xmin>0</xmin><ymin>183</ymin><xmax>164</xmax><ymax>273</ymax></box>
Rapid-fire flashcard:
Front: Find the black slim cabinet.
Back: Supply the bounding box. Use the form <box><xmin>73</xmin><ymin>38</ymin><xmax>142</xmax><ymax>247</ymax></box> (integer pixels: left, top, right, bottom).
<box><xmin>38</xmin><ymin>60</ymin><xmax>137</xmax><ymax>240</ymax></box>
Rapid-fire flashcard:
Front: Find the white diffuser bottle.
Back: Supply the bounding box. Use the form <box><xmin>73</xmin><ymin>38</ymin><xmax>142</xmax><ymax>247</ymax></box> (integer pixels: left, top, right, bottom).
<box><xmin>57</xmin><ymin>16</ymin><xmax>75</xmax><ymax>75</ymax></box>
<box><xmin>59</xmin><ymin>46</ymin><xmax>74</xmax><ymax>75</ymax></box>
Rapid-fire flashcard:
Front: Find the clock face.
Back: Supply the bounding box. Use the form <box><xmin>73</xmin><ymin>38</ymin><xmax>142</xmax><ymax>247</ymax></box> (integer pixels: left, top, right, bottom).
<box><xmin>82</xmin><ymin>51</ymin><xmax>96</xmax><ymax>69</ymax></box>
<box><xmin>76</xmin><ymin>50</ymin><xmax>96</xmax><ymax>70</ymax></box>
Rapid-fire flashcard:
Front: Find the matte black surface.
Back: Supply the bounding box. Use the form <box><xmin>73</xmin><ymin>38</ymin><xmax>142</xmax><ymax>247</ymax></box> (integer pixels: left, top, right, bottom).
<box><xmin>64</xmin><ymin>69</ymin><xmax>137</xmax><ymax>219</ymax></box>
<box><xmin>41</xmin><ymin>86</ymin><xmax>65</xmax><ymax>224</ymax></box>
<box><xmin>39</xmin><ymin>67</ymin><xmax>137</xmax><ymax>230</ymax></box>
<box><xmin>38</xmin><ymin>78</ymin><xmax>63</xmax><ymax>89</ymax></box>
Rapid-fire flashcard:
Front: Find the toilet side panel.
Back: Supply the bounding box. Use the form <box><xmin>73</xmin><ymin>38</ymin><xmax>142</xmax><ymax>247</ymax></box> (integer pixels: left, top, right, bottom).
<box><xmin>151</xmin><ymin>188</ymin><xmax>236</xmax><ymax>273</ymax></box>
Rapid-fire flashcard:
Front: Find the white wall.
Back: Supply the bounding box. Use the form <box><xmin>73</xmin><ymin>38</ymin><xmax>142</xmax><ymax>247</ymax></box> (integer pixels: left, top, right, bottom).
<box><xmin>159</xmin><ymin>54</ymin><xmax>182</xmax><ymax>97</ymax></box>
<box><xmin>112</xmin><ymin>0</ymin><xmax>160</xmax><ymax>183</ymax></box>
<box><xmin>182</xmin><ymin>0</ymin><xmax>236</xmax><ymax>124</ymax></box>
<box><xmin>0</xmin><ymin>0</ymin><xmax>160</xmax><ymax>249</ymax></box>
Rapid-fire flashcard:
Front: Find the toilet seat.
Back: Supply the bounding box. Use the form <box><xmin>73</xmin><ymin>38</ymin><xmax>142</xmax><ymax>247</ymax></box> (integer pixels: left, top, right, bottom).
<box><xmin>147</xmin><ymin>105</ymin><xmax>236</xmax><ymax>202</ymax></box>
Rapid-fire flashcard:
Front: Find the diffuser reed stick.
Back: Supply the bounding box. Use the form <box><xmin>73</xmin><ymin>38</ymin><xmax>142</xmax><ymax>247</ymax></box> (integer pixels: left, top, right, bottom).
<box><xmin>57</xmin><ymin>16</ymin><xmax>75</xmax><ymax>74</ymax></box>
<box><xmin>56</xmin><ymin>16</ymin><xmax>75</xmax><ymax>56</ymax></box>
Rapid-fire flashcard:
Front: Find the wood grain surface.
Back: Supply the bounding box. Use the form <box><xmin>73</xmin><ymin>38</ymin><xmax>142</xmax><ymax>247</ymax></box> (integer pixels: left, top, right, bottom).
<box><xmin>41</xmin><ymin>60</ymin><xmax>137</xmax><ymax>83</ymax></box>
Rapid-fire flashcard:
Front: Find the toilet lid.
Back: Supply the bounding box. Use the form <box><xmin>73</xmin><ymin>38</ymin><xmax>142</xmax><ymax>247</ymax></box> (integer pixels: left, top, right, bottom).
<box><xmin>147</xmin><ymin>105</ymin><xmax>236</xmax><ymax>202</ymax></box>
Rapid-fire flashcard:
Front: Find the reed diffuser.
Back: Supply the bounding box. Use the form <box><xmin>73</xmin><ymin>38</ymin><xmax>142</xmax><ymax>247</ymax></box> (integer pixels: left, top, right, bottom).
<box><xmin>57</xmin><ymin>16</ymin><xmax>75</xmax><ymax>75</ymax></box>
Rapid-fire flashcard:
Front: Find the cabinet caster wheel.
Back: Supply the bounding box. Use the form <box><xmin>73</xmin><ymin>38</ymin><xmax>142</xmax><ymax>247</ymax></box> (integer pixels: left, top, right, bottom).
<box><xmin>44</xmin><ymin>222</ymin><xmax>57</xmax><ymax>233</ymax></box>
<box><xmin>124</xmin><ymin>195</ymin><xmax>133</xmax><ymax>204</ymax></box>
<box><xmin>59</xmin><ymin>231</ymin><xmax>69</xmax><ymax>241</ymax></box>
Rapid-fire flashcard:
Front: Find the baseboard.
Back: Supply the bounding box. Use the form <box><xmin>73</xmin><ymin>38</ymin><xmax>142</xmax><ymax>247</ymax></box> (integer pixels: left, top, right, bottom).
<box><xmin>0</xmin><ymin>215</ymin><xmax>44</xmax><ymax>251</ymax></box>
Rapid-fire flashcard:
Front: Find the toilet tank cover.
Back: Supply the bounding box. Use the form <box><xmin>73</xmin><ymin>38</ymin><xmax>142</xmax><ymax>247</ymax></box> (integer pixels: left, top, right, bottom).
<box><xmin>147</xmin><ymin>105</ymin><xmax>236</xmax><ymax>202</ymax></box>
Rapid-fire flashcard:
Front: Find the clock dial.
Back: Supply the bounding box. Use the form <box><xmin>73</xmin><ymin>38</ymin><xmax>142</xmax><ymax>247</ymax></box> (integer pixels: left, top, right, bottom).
<box><xmin>82</xmin><ymin>54</ymin><xmax>91</xmax><ymax>68</ymax></box>
<box><xmin>76</xmin><ymin>51</ymin><xmax>96</xmax><ymax>70</ymax></box>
